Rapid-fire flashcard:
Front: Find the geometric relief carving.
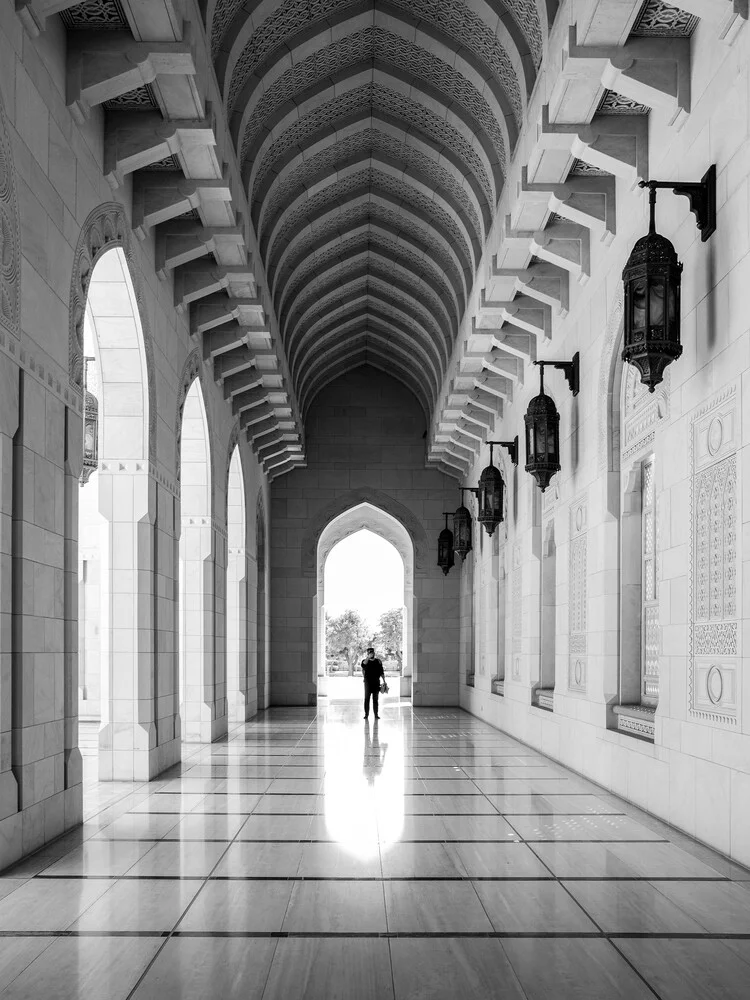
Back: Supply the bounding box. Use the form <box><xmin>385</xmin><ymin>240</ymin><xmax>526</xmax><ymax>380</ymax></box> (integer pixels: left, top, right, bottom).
<box><xmin>631</xmin><ymin>0</ymin><xmax>699</xmax><ymax>37</ymax></box>
<box><xmin>689</xmin><ymin>384</ymin><xmax>740</xmax><ymax>726</ymax></box>
<box><xmin>568</xmin><ymin>497</ymin><xmax>587</xmax><ymax>693</ymax></box>
<box><xmin>0</xmin><ymin>100</ymin><xmax>21</xmax><ymax>338</ymax></box>
<box><xmin>621</xmin><ymin>363</ymin><xmax>669</xmax><ymax>463</ymax></box>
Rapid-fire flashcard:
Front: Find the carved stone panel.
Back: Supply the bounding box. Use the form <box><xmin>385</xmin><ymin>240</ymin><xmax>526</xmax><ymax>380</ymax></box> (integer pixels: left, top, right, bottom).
<box><xmin>0</xmin><ymin>101</ymin><xmax>20</xmax><ymax>339</ymax></box>
<box><xmin>689</xmin><ymin>384</ymin><xmax>740</xmax><ymax>726</ymax></box>
<box><xmin>568</xmin><ymin>496</ymin><xmax>587</xmax><ymax>694</ymax></box>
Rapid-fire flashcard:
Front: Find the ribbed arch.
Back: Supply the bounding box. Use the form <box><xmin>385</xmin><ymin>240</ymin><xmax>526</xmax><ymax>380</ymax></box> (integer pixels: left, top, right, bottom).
<box><xmin>291</xmin><ymin>307</ymin><xmax>444</xmax><ymax>396</ymax></box>
<box><xmin>270</xmin><ymin>199</ymin><xmax>470</xmax><ymax>318</ymax></box>
<box><xmin>205</xmin><ymin>0</ymin><xmax>553</xmax><ymax>427</ymax></box>
<box><xmin>267</xmin><ymin>168</ymin><xmax>476</xmax><ymax>284</ymax></box>
<box><xmin>258</xmin><ymin>126</ymin><xmax>487</xmax><ymax>247</ymax></box>
<box><xmin>288</xmin><ymin>282</ymin><xmax>450</xmax><ymax>373</ymax></box>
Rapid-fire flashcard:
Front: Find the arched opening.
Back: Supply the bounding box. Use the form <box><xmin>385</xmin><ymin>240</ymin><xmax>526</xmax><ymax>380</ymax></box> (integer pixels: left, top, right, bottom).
<box><xmin>226</xmin><ymin>445</ymin><xmax>251</xmax><ymax>721</ymax></box>
<box><xmin>76</xmin><ymin>246</ymin><xmax>150</xmax><ymax>783</ymax></box>
<box><xmin>178</xmin><ymin>377</ymin><xmax>214</xmax><ymax>742</ymax></box>
<box><xmin>316</xmin><ymin>504</ymin><xmax>414</xmax><ymax>704</ymax></box>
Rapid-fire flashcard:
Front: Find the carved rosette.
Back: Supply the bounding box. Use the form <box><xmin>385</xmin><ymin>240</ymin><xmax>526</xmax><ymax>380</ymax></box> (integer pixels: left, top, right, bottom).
<box><xmin>0</xmin><ymin>100</ymin><xmax>21</xmax><ymax>337</ymax></box>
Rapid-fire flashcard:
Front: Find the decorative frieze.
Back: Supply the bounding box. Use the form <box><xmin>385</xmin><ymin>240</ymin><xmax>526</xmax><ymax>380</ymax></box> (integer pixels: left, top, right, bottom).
<box><xmin>60</xmin><ymin>0</ymin><xmax>128</xmax><ymax>30</ymax></box>
<box><xmin>631</xmin><ymin>0</ymin><xmax>699</xmax><ymax>37</ymax></box>
<box><xmin>568</xmin><ymin>497</ymin><xmax>587</xmax><ymax>693</ymax></box>
<box><xmin>689</xmin><ymin>384</ymin><xmax>740</xmax><ymax>726</ymax></box>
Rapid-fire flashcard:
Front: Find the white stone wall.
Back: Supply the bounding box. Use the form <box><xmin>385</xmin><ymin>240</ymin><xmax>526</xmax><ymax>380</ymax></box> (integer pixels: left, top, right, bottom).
<box><xmin>0</xmin><ymin>5</ymin><xmax>266</xmax><ymax>869</ymax></box>
<box><xmin>270</xmin><ymin>368</ymin><xmax>460</xmax><ymax>706</ymax></box>
<box><xmin>461</xmin><ymin>3</ymin><xmax>750</xmax><ymax>866</ymax></box>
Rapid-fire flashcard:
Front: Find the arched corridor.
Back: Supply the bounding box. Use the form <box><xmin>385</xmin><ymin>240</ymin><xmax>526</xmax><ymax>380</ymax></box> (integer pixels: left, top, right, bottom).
<box><xmin>1</xmin><ymin>0</ymin><xmax>750</xmax><ymax>996</ymax></box>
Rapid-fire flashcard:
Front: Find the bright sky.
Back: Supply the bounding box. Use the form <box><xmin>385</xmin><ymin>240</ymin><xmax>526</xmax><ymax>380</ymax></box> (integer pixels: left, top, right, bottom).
<box><xmin>324</xmin><ymin>529</ymin><xmax>404</xmax><ymax>630</ymax></box>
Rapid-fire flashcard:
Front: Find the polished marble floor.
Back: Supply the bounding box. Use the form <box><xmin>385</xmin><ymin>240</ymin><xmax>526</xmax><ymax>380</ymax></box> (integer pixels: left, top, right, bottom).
<box><xmin>2</xmin><ymin>702</ymin><xmax>750</xmax><ymax>999</ymax></box>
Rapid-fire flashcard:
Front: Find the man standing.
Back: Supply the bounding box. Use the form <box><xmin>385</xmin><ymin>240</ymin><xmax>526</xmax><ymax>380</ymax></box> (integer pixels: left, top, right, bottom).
<box><xmin>361</xmin><ymin>646</ymin><xmax>385</xmax><ymax>720</ymax></box>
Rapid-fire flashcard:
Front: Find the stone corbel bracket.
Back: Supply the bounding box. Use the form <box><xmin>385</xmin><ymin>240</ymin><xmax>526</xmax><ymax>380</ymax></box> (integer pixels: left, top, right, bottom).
<box><xmin>519</xmin><ymin>167</ymin><xmax>616</xmax><ymax>246</ymax></box>
<box><xmin>104</xmin><ymin>111</ymin><xmax>217</xmax><ymax>190</ymax></box>
<box><xmin>564</xmin><ymin>25</ymin><xmax>690</xmax><ymax>129</ymax></box>
<box><xmin>174</xmin><ymin>260</ymin><xmax>257</xmax><ymax>312</ymax></box>
<box><xmin>504</xmin><ymin>215</ymin><xmax>591</xmax><ymax>285</ymax></box>
<box><xmin>490</xmin><ymin>261</ymin><xmax>570</xmax><ymax>317</ymax></box>
<box><xmin>190</xmin><ymin>294</ymin><xmax>266</xmax><ymax>336</ymax></box>
<box><xmin>538</xmin><ymin>106</ymin><xmax>649</xmax><ymax>188</ymax></box>
<box><xmin>155</xmin><ymin>221</ymin><xmax>247</xmax><ymax>278</ymax></box>
<box><xmin>480</xmin><ymin>289</ymin><xmax>552</xmax><ymax>341</ymax></box>
<box><xmin>66</xmin><ymin>30</ymin><xmax>197</xmax><ymax>124</ymax></box>
<box><xmin>202</xmin><ymin>322</ymin><xmax>271</xmax><ymax>360</ymax></box>
<box><xmin>132</xmin><ymin>174</ymin><xmax>233</xmax><ymax>239</ymax></box>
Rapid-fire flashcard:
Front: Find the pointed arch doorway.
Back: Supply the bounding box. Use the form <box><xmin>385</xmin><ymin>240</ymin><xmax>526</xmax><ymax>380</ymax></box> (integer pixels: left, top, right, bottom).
<box><xmin>316</xmin><ymin>503</ymin><xmax>414</xmax><ymax>702</ymax></box>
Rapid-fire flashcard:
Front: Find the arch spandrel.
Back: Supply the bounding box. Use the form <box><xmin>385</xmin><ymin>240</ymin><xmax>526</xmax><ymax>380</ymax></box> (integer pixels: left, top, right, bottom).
<box><xmin>301</xmin><ymin>489</ymin><xmax>431</xmax><ymax>579</ymax></box>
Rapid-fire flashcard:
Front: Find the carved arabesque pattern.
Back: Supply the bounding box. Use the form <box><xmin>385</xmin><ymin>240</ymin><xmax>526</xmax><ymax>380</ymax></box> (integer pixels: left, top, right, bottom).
<box><xmin>210</xmin><ymin>0</ymin><xmax>244</xmax><ymax>58</ymax></box>
<box><xmin>226</xmin><ymin>0</ymin><xmax>524</xmax><ymax>125</ymax></box>
<box><xmin>598</xmin><ymin>90</ymin><xmax>651</xmax><ymax>115</ymax></box>
<box><xmin>695</xmin><ymin>456</ymin><xmax>736</xmax><ymax>622</ymax></box>
<box><xmin>60</xmin><ymin>0</ymin><xmax>128</xmax><ymax>29</ymax></box>
<box><xmin>0</xmin><ymin>101</ymin><xmax>20</xmax><ymax>338</ymax></box>
<box><xmin>240</xmin><ymin>26</ymin><xmax>508</xmax><ymax>173</ymax></box>
<box><xmin>631</xmin><ymin>0</ymin><xmax>699</xmax><ymax>36</ymax></box>
<box><xmin>68</xmin><ymin>204</ymin><xmax>157</xmax><ymax>461</ymax></box>
<box><xmin>259</xmin><ymin>128</ymin><xmax>483</xmax><ymax>249</ymax></box>
<box><xmin>251</xmin><ymin>84</ymin><xmax>495</xmax><ymax>211</ymax></box>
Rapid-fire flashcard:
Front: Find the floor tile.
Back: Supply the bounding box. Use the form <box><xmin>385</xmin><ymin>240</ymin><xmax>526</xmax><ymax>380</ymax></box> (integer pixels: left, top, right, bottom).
<box><xmin>283</xmin><ymin>880</ymin><xmax>387</xmax><ymax>932</ymax></box>
<box><xmin>71</xmin><ymin>878</ymin><xmax>202</xmax><ymax>931</ymax></box>
<box><xmin>501</xmin><ymin>938</ymin><xmax>657</xmax><ymax>1000</ymax></box>
<box><xmin>0</xmin><ymin>936</ymin><xmax>162</xmax><ymax>1000</ymax></box>
<box><xmin>384</xmin><ymin>880</ymin><xmax>493</xmax><ymax>932</ymax></box>
<box><xmin>508</xmin><ymin>814</ymin><xmax>665</xmax><ymax>841</ymax></box>
<box><xmin>212</xmin><ymin>841</ymin><xmax>304</xmax><ymax>877</ymax></box>
<box><xmin>127</xmin><ymin>840</ymin><xmax>228</xmax><ymax>877</ymax></box>
<box><xmin>42</xmin><ymin>840</ymin><xmax>154</xmax><ymax>877</ymax></box>
<box><xmin>563</xmin><ymin>879</ymin><xmax>706</xmax><ymax>933</ymax></box>
<box><xmin>615</xmin><ymin>938</ymin><xmax>750</xmax><ymax>999</ymax></box>
<box><xmin>177</xmin><ymin>880</ymin><xmax>293</xmax><ymax>932</ymax></box>
<box><xmin>162</xmin><ymin>813</ymin><xmax>247</xmax><ymax>840</ymax></box>
<box><xmin>262</xmin><ymin>938</ymin><xmax>393</xmax><ymax>1000</ymax></box>
<box><xmin>474</xmin><ymin>880</ymin><xmax>597</xmax><ymax>933</ymax></box>
<box><xmin>390</xmin><ymin>938</ymin><xmax>527</xmax><ymax>1000</ymax></box>
<box><xmin>446</xmin><ymin>841</ymin><xmax>552</xmax><ymax>879</ymax></box>
<box><xmin>297</xmin><ymin>842</ymin><xmax>382</xmax><ymax>877</ymax></box>
<box><xmin>650</xmin><ymin>880</ymin><xmax>750</xmax><ymax>933</ymax></box>
<box><xmin>380</xmin><ymin>841</ymin><xmax>465</xmax><ymax>878</ymax></box>
<box><xmin>442</xmin><ymin>814</ymin><xmax>519</xmax><ymax>841</ymax></box>
<box><xmin>132</xmin><ymin>937</ymin><xmax>277</xmax><ymax>1000</ymax></box>
<box><xmin>237</xmin><ymin>815</ymin><xmax>313</xmax><ymax>840</ymax></box>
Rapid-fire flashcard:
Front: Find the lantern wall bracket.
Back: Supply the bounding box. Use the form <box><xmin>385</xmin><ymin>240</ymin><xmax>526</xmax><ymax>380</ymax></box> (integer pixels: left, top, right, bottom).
<box><xmin>638</xmin><ymin>165</ymin><xmax>716</xmax><ymax>242</ymax></box>
<box><xmin>535</xmin><ymin>352</ymin><xmax>579</xmax><ymax>397</ymax></box>
<box><xmin>493</xmin><ymin>437</ymin><xmax>519</xmax><ymax>466</ymax></box>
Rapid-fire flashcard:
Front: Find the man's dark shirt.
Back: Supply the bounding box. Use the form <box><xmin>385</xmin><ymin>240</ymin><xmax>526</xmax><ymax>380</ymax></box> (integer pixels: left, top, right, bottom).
<box><xmin>361</xmin><ymin>658</ymin><xmax>384</xmax><ymax>687</ymax></box>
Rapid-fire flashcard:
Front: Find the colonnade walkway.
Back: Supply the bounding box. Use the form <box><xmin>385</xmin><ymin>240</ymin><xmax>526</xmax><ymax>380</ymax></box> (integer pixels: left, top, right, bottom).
<box><xmin>1</xmin><ymin>703</ymin><xmax>749</xmax><ymax>998</ymax></box>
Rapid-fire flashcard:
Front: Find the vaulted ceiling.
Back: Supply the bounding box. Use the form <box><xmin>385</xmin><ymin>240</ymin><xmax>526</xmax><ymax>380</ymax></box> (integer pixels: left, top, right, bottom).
<box><xmin>206</xmin><ymin>0</ymin><xmax>553</xmax><ymax>420</ymax></box>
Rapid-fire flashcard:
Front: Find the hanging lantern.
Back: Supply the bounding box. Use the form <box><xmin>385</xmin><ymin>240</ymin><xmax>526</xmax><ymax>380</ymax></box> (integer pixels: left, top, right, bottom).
<box><xmin>525</xmin><ymin>364</ymin><xmax>560</xmax><ymax>493</ymax></box>
<box><xmin>437</xmin><ymin>513</ymin><xmax>455</xmax><ymax>576</ymax></box>
<box><xmin>81</xmin><ymin>356</ymin><xmax>99</xmax><ymax>486</ymax></box>
<box><xmin>622</xmin><ymin>166</ymin><xmax>715</xmax><ymax>392</ymax></box>
<box><xmin>453</xmin><ymin>488</ymin><xmax>475</xmax><ymax>561</ymax></box>
<box><xmin>477</xmin><ymin>443</ymin><xmax>504</xmax><ymax>536</ymax></box>
<box><xmin>622</xmin><ymin>184</ymin><xmax>682</xmax><ymax>392</ymax></box>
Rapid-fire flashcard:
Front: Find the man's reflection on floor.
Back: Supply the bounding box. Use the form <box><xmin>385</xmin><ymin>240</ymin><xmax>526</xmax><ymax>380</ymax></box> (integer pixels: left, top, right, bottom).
<box><xmin>363</xmin><ymin>721</ymin><xmax>388</xmax><ymax>786</ymax></box>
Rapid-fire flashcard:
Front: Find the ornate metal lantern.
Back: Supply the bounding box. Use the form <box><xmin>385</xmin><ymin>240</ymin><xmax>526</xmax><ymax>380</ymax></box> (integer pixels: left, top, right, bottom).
<box><xmin>81</xmin><ymin>356</ymin><xmax>99</xmax><ymax>486</ymax></box>
<box><xmin>525</xmin><ymin>357</ymin><xmax>578</xmax><ymax>493</ymax></box>
<box><xmin>437</xmin><ymin>513</ymin><xmax>455</xmax><ymax>576</ymax></box>
<box><xmin>453</xmin><ymin>488</ymin><xmax>475</xmax><ymax>561</ymax></box>
<box><xmin>477</xmin><ymin>439</ymin><xmax>518</xmax><ymax>536</ymax></box>
<box><xmin>623</xmin><ymin>166</ymin><xmax>716</xmax><ymax>392</ymax></box>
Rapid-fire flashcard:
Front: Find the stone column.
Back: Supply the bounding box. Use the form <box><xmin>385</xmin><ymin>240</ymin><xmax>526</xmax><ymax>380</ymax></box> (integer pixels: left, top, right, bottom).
<box><xmin>97</xmin><ymin>463</ymin><xmax>178</xmax><ymax>780</ymax></box>
<box><xmin>63</xmin><ymin>407</ymin><xmax>83</xmax><ymax>821</ymax></box>
<box><xmin>180</xmin><ymin>515</ymin><xmax>226</xmax><ymax>741</ymax></box>
<box><xmin>227</xmin><ymin>541</ymin><xmax>249</xmax><ymax>721</ymax></box>
<box><xmin>0</xmin><ymin>356</ymin><xmax>19</xmax><ymax>842</ymax></box>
